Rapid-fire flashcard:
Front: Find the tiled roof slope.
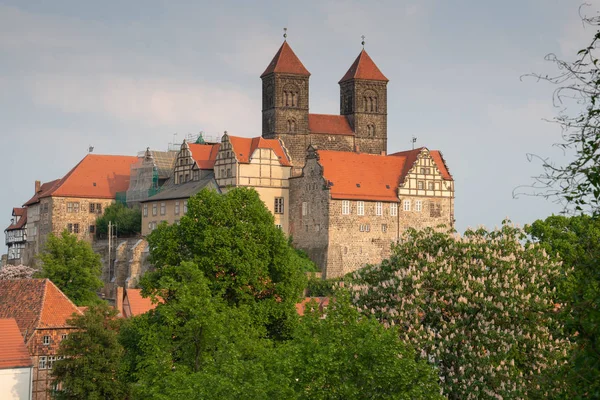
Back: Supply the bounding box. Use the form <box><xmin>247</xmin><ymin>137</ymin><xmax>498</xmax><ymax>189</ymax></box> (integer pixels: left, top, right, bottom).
<box><xmin>48</xmin><ymin>154</ymin><xmax>137</xmax><ymax>199</ymax></box>
<box><xmin>228</xmin><ymin>136</ymin><xmax>292</xmax><ymax>166</ymax></box>
<box><xmin>318</xmin><ymin>150</ymin><xmax>406</xmax><ymax>201</ymax></box>
<box><xmin>261</xmin><ymin>41</ymin><xmax>310</xmax><ymax>78</ymax></box>
<box><xmin>125</xmin><ymin>289</ymin><xmax>161</xmax><ymax>316</ymax></box>
<box><xmin>296</xmin><ymin>297</ymin><xmax>330</xmax><ymax>316</ymax></box>
<box><xmin>188</xmin><ymin>143</ymin><xmax>221</xmax><ymax>170</ymax></box>
<box><xmin>0</xmin><ymin>279</ymin><xmax>82</xmax><ymax>343</ymax></box>
<box><xmin>23</xmin><ymin>179</ymin><xmax>60</xmax><ymax>206</ymax></box>
<box><xmin>388</xmin><ymin>148</ymin><xmax>452</xmax><ymax>181</ymax></box>
<box><xmin>429</xmin><ymin>151</ymin><xmax>452</xmax><ymax>180</ymax></box>
<box><xmin>5</xmin><ymin>208</ymin><xmax>27</xmax><ymax>231</ymax></box>
<box><xmin>339</xmin><ymin>49</ymin><xmax>388</xmax><ymax>83</ymax></box>
<box><xmin>0</xmin><ymin>318</ymin><xmax>32</xmax><ymax>369</ymax></box>
<box><xmin>308</xmin><ymin>114</ymin><xmax>354</xmax><ymax>135</ymax></box>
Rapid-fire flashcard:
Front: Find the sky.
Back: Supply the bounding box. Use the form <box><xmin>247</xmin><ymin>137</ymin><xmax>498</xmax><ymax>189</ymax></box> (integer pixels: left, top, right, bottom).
<box><xmin>1</xmin><ymin>0</ymin><xmax>597</xmax><ymax>252</ymax></box>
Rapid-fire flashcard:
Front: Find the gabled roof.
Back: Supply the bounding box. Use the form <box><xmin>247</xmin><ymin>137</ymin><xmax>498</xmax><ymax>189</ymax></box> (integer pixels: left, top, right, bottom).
<box><xmin>339</xmin><ymin>49</ymin><xmax>388</xmax><ymax>83</ymax></box>
<box><xmin>308</xmin><ymin>114</ymin><xmax>354</xmax><ymax>136</ymax></box>
<box><xmin>123</xmin><ymin>289</ymin><xmax>161</xmax><ymax>317</ymax></box>
<box><xmin>318</xmin><ymin>150</ymin><xmax>406</xmax><ymax>202</ymax></box>
<box><xmin>261</xmin><ymin>41</ymin><xmax>310</xmax><ymax>78</ymax></box>
<box><xmin>0</xmin><ymin>319</ymin><xmax>32</xmax><ymax>369</ymax></box>
<box><xmin>5</xmin><ymin>208</ymin><xmax>27</xmax><ymax>231</ymax></box>
<box><xmin>0</xmin><ymin>279</ymin><xmax>82</xmax><ymax>343</ymax></box>
<box><xmin>188</xmin><ymin>143</ymin><xmax>221</xmax><ymax>170</ymax></box>
<box><xmin>228</xmin><ymin>135</ymin><xmax>292</xmax><ymax>167</ymax></box>
<box><xmin>296</xmin><ymin>297</ymin><xmax>330</xmax><ymax>316</ymax></box>
<box><xmin>23</xmin><ymin>179</ymin><xmax>61</xmax><ymax>206</ymax></box>
<box><xmin>142</xmin><ymin>174</ymin><xmax>220</xmax><ymax>203</ymax></box>
<box><xmin>429</xmin><ymin>151</ymin><xmax>452</xmax><ymax>180</ymax></box>
<box><xmin>389</xmin><ymin>148</ymin><xmax>452</xmax><ymax>181</ymax></box>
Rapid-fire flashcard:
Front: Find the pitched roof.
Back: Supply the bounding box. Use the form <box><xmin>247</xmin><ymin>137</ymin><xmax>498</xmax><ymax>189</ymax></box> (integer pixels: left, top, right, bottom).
<box><xmin>5</xmin><ymin>208</ymin><xmax>27</xmax><ymax>231</ymax></box>
<box><xmin>389</xmin><ymin>148</ymin><xmax>452</xmax><ymax>181</ymax></box>
<box><xmin>0</xmin><ymin>279</ymin><xmax>82</xmax><ymax>343</ymax></box>
<box><xmin>0</xmin><ymin>319</ymin><xmax>32</xmax><ymax>369</ymax></box>
<box><xmin>124</xmin><ymin>289</ymin><xmax>161</xmax><ymax>317</ymax></box>
<box><xmin>142</xmin><ymin>174</ymin><xmax>220</xmax><ymax>203</ymax></box>
<box><xmin>188</xmin><ymin>143</ymin><xmax>221</xmax><ymax>170</ymax></box>
<box><xmin>430</xmin><ymin>151</ymin><xmax>453</xmax><ymax>180</ymax></box>
<box><xmin>308</xmin><ymin>114</ymin><xmax>354</xmax><ymax>136</ymax></box>
<box><xmin>261</xmin><ymin>41</ymin><xmax>310</xmax><ymax>78</ymax></box>
<box><xmin>23</xmin><ymin>179</ymin><xmax>61</xmax><ymax>206</ymax></box>
<box><xmin>339</xmin><ymin>49</ymin><xmax>388</xmax><ymax>83</ymax></box>
<box><xmin>228</xmin><ymin>135</ymin><xmax>292</xmax><ymax>167</ymax></box>
<box><xmin>318</xmin><ymin>150</ymin><xmax>406</xmax><ymax>201</ymax></box>
<box><xmin>295</xmin><ymin>297</ymin><xmax>330</xmax><ymax>316</ymax></box>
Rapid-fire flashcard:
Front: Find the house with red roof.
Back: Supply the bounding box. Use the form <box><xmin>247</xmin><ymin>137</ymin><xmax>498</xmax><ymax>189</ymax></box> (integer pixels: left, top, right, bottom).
<box><xmin>0</xmin><ymin>279</ymin><xmax>82</xmax><ymax>400</ymax></box>
<box><xmin>290</xmin><ymin>146</ymin><xmax>454</xmax><ymax>278</ymax></box>
<box><xmin>20</xmin><ymin>154</ymin><xmax>137</xmax><ymax>265</ymax></box>
<box><xmin>115</xmin><ymin>287</ymin><xmax>161</xmax><ymax>318</ymax></box>
<box><xmin>0</xmin><ymin>318</ymin><xmax>33</xmax><ymax>400</ymax></box>
<box><xmin>214</xmin><ymin>133</ymin><xmax>293</xmax><ymax>232</ymax></box>
<box><xmin>4</xmin><ymin>207</ymin><xmax>28</xmax><ymax>265</ymax></box>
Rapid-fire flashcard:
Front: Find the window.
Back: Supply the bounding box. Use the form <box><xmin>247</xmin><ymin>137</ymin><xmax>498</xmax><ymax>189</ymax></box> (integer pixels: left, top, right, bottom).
<box><xmin>275</xmin><ymin>224</ymin><xmax>282</xmax><ymax>229</ymax></box>
<box><xmin>382</xmin><ymin>224</ymin><xmax>388</xmax><ymax>233</ymax></box>
<box><xmin>375</xmin><ymin>202</ymin><xmax>382</xmax><ymax>216</ymax></box>
<box><xmin>61</xmin><ymin>334</ymin><xmax>68</xmax><ymax>341</ymax></box>
<box><xmin>428</xmin><ymin>181</ymin><xmax>435</xmax><ymax>190</ymax></box>
<box><xmin>67</xmin><ymin>223</ymin><xmax>73</xmax><ymax>233</ymax></box>
<box><xmin>89</xmin><ymin>225</ymin><xmax>95</xmax><ymax>234</ymax></box>
<box><xmin>73</xmin><ymin>223</ymin><xmax>79</xmax><ymax>234</ymax></box>
<box><xmin>417</xmin><ymin>181</ymin><xmax>424</xmax><ymax>190</ymax></box>
<box><xmin>226</xmin><ymin>168</ymin><xmax>231</xmax><ymax>178</ymax></box>
<box><xmin>403</xmin><ymin>200</ymin><xmax>411</xmax><ymax>211</ymax></box>
<box><xmin>420</xmin><ymin>168</ymin><xmax>431</xmax><ymax>175</ymax></box>
<box><xmin>430</xmin><ymin>202</ymin><xmax>442</xmax><ymax>218</ymax></box>
<box><xmin>39</xmin><ymin>356</ymin><xmax>47</xmax><ymax>370</ymax></box>
<box><xmin>357</xmin><ymin>201</ymin><xmax>364</xmax><ymax>216</ymax></box>
<box><xmin>301</xmin><ymin>202</ymin><xmax>308</xmax><ymax>216</ymax></box>
<box><xmin>160</xmin><ymin>202</ymin><xmax>166</xmax><ymax>216</ymax></box>
<box><xmin>43</xmin><ymin>335</ymin><xmax>50</xmax><ymax>345</ymax></box>
<box><xmin>274</xmin><ymin>197</ymin><xmax>285</xmax><ymax>214</ymax></box>
<box><xmin>183</xmin><ymin>201</ymin><xmax>188</xmax><ymax>214</ymax></box>
<box><xmin>359</xmin><ymin>224</ymin><xmax>371</xmax><ymax>232</ymax></box>
<box><xmin>315</xmin><ymin>224</ymin><xmax>320</xmax><ymax>232</ymax></box>
<box><xmin>143</xmin><ymin>204</ymin><xmax>148</xmax><ymax>217</ymax></box>
<box><xmin>175</xmin><ymin>201</ymin><xmax>180</xmax><ymax>215</ymax></box>
<box><xmin>390</xmin><ymin>203</ymin><xmax>398</xmax><ymax>216</ymax></box>
<box><xmin>342</xmin><ymin>200</ymin><xmax>350</xmax><ymax>215</ymax></box>
<box><xmin>67</xmin><ymin>202</ymin><xmax>79</xmax><ymax>213</ymax></box>
<box><xmin>89</xmin><ymin>203</ymin><xmax>101</xmax><ymax>214</ymax></box>
<box><xmin>48</xmin><ymin>356</ymin><xmax>56</xmax><ymax>369</ymax></box>
<box><xmin>152</xmin><ymin>203</ymin><xmax>157</xmax><ymax>216</ymax></box>
<box><xmin>415</xmin><ymin>200</ymin><xmax>423</xmax><ymax>212</ymax></box>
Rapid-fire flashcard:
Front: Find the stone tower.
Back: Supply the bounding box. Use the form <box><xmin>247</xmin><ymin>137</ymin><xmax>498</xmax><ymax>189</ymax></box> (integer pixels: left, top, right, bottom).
<box><xmin>261</xmin><ymin>41</ymin><xmax>310</xmax><ymax>168</ymax></box>
<box><xmin>339</xmin><ymin>49</ymin><xmax>388</xmax><ymax>155</ymax></box>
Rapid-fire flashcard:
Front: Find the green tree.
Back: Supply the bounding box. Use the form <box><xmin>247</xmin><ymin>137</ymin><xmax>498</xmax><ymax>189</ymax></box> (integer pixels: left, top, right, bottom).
<box><xmin>38</xmin><ymin>230</ymin><xmax>102</xmax><ymax>306</ymax></box>
<box><xmin>95</xmin><ymin>202</ymin><xmax>141</xmax><ymax>237</ymax></box>
<box><xmin>526</xmin><ymin>215</ymin><xmax>600</xmax><ymax>398</ymax></box>
<box><xmin>146</xmin><ymin>187</ymin><xmax>307</xmax><ymax>339</ymax></box>
<box><xmin>51</xmin><ymin>303</ymin><xmax>128</xmax><ymax>400</ymax></box>
<box><xmin>274</xmin><ymin>292</ymin><xmax>443</xmax><ymax>400</ymax></box>
<box><xmin>349</xmin><ymin>223</ymin><xmax>570</xmax><ymax>399</ymax></box>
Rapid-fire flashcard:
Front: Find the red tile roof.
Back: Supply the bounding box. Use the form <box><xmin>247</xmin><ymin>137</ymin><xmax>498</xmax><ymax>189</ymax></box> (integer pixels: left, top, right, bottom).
<box><xmin>124</xmin><ymin>289</ymin><xmax>160</xmax><ymax>317</ymax></box>
<box><xmin>261</xmin><ymin>41</ymin><xmax>310</xmax><ymax>78</ymax></box>
<box><xmin>0</xmin><ymin>319</ymin><xmax>32</xmax><ymax>369</ymax></box>
<box><xmin>295</xmin><ymin>297</ymin><xmax>330</xmax><ymax>316</ymax></box>
<box><xmin>228</xmin><ymin>135</ymin><xmax>292</xmax><ymax>167</ymax></box>
<box><xmin>308</xmin><ymin>114</ymin><xmax>354</xmax><ymax>136</ymax></box>
<box><xmin>23</xmin><ymin>179</ymin><xmax>61</xmax><ymax>206</ymax></box>
<box><xmin>317</xmin><ymin>148</ymin><xmax>452</xmax><ymax>201</ymax></box>
<box><xmin>0</xmin><ymin>279</ymin><xmax>82</xmax><ymax>343</ymax></box>
<box><xmin>188</xmin><ymin>143</ymin><xmax>221</xmax><ymax>170</ymax></box>
<box><xmin>5</xmin><ymin>208</ymin><xmax>27</xmax><ymax>231</ymax></box>
<box><xmin>47</xmin><ymin>154</ymin><xmax>137</xmax><ymax>199</ymax></box>
<box><xmin>339</xmin><ymin>49</ymin><xmax>388</xmax><ymax>83</ymax></box>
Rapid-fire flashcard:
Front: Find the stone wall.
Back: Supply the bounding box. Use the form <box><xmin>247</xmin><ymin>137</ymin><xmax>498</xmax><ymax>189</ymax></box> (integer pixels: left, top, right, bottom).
<box><xmin>48</xmin><ymin>196</ymin><xmax>114</xmax><ymax>242</ymax></box>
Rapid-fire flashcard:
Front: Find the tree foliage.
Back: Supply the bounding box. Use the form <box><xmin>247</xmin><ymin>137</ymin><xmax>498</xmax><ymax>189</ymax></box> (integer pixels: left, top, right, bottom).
<box><xmin>349</xmin><ymin>223</ymin><xmax>570</xmax><ymax>399</ymax></box>
<box><xmin>0</xmin><ymin>264</ymin><xmax>35</xmax><ymax>280</ymax></box>
<box><xmin>37</xmin><ymin>230</ymin><xmax>102</xmax><ymax>306</ymax></box>
<box><xmin>524</xmin><ymin>6</ymin><xmax>600</xmax><ymax>214</ymax></box>
<box><xmin>95</xmin><ymin>202</ymin><xmax>141</xmax><ymax>238</ymax></box>
<box><xmin>526</xmin><ymin>215</ymin><xmax>600</xmax><ymax>398</ymax></box>
<box><xmin>146</xmin><ymin>187</ymin><xmax>307</xmax><ymax>339</ymax></box>
<box><xmin>51</xmin><ymin>303</ymin><xmax>128</xmax><ymax>400</ymax></box>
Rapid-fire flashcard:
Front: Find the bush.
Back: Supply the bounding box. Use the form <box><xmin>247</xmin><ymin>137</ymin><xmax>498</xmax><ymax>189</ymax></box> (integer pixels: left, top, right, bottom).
<box><xmin>95</xmin><ymin>202</ymin><xmax>141</xmax><ymax>238</ymax></box>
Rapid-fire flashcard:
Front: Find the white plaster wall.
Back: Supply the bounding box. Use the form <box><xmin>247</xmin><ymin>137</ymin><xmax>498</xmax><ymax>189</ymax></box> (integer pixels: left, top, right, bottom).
<box><xmin>0</xmin><ymin>367</ymin><xmax>32</xmax><ymax>400</ymax></box>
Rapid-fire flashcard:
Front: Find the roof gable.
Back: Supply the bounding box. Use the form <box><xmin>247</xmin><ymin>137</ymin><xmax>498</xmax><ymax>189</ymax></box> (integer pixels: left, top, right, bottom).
<box><xmin>389</xmin><ymin>148</ymin><xmax>453</xmax><ymax>182</ymax></box>
<box><xmin>308</xmin><ymin>114</ymin><xmax>354</xmax><ymax>135</ymax></box>
<box><xmin>124</xmin><ymin>289</ymin><xmax>161</xmax><ymax>317</ymax></box>
<box><xmin>339</xmin><ymin>49</ymin><xmax>388</xmax><ymax>83</ymax></box>
<box><xmin>47</xmin><ymin>154</ymin><xmax>138</xmax><ymax>200</ymax></box>
<box><xmin>261</xmin><ymin>41</ymin><xmax>310</xmax><ymax>78</ymax></box>
<box><xmin>5</xmin><ymin>208</ymin><xmax>27</xmax><ymax>231</ymax></box>
<box><xmin>188</xmin><ymin>143</ymin><xmax>220</xmax><ymax>170</ymax></box>
<box><xmin>0</xmin><ymin>319</ymin><xmax>32</xmax><ymax>369</ymax></box>
<box><xmin>227</xmin><ymin>135</ymin><xmax>291</xmax><ymax>167</ymax></box>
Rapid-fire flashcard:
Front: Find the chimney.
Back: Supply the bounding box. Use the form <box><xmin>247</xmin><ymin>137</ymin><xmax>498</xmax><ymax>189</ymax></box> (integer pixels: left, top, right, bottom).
<box><xmin>35</xmin><ymin>180</ymin><xmax>41</xmax><ymax>193</ymax></box>
<box><xmin>381</xmin><ymin>151</ymin><xmax>387</xmax><ymax>156</ymax></box>
<box><xmin>116</xmin><ymin>287</ymin><xmax>124</xmax><ymax>316</ymax></box>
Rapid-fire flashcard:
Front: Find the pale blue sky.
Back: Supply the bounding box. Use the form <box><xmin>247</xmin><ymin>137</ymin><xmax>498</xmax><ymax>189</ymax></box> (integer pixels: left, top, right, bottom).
<box><xmin>1</xmin><ymin>0</ymin><xmax>596</xmax><ymax>251</ymax></box>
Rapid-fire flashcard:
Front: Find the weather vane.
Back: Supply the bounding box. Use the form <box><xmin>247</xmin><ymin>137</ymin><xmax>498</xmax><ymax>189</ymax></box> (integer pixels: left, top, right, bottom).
<box><xmin>283</xmin><ymin>27</ymin><xmax>287</xmax><ymax>40</ymax></box>
<box><xmin>361</xmin><ymin>35</ymin><xmax>365</xmax><ymax>48</ymax></box>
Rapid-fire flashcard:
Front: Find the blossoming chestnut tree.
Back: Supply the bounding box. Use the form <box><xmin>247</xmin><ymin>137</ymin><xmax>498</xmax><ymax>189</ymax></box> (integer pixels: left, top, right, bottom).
<box><xmin>348</xmin><ymin>222</ymin><xmax>570</xmax><ymax>399</ymax></box>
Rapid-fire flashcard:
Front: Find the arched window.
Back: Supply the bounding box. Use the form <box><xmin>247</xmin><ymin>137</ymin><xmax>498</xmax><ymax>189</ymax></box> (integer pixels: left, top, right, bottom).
<box><xmin>364</xmin><ymin>96</ymin><xmax>369</xmax><ymax>112</ymax></box>
<box><xmin>284</xmin><ymin>91</ymin><xmax>289</xmax><ymax>107</ymax></box>
<box><xmin>287</xmin><ymin>119</ymin><xmax>297</xmax><ymax>133</ymax></box>
<box><xmin>373</xmin><ymin>97</ymin><xmax>378</xmax><ymax>112</ymax></box>
<box><xmin>283</xmin><ymin>84</ymin><xmax>299</xmax><ymax>108</ymax></box>
<box><xmin>367</xmin><ymin>124</ymin><xmax>375</xmax><ymax>137</ymax></box>
<box><xmin>363</xmin><ymin>90</ymin><xmax>378</xmax><ymax>113</ymax></box>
